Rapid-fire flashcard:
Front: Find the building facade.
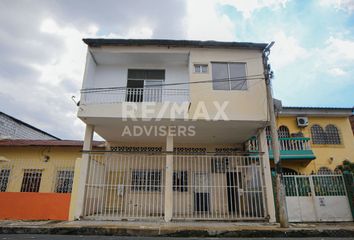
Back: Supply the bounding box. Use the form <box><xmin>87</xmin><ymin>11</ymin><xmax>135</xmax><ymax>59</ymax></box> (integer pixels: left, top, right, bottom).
<box><xmin>71</xmin><ymin>39</ymin><xmax>276</xmax><ymax>222</ymax></box>
<box><xmin>0</xmin><ymin>140</ymin><xmax>103</xmax><ymax>220</ymax></box>
<box><xmin>276</xmin><ymin>107</ymin><xmax>354</xmax><ymax>174</ymax></box>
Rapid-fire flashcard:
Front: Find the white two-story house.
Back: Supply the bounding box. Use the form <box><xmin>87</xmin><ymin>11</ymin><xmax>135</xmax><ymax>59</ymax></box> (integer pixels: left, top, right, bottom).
<box><xmin>71</xmin><ymin>39</ymin><xmax>276</xmax><ymax>222</ymax></box>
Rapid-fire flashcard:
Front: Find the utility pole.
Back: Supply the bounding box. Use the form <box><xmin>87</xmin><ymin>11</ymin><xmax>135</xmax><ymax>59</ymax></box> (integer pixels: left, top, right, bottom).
<box><xmin>262</xmin><ymin>42</ymin><xmax>289</xmax><ymax>228</ymax></box>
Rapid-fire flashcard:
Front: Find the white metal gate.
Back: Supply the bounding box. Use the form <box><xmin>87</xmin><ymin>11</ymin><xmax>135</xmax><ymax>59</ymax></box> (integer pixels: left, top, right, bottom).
<box><xmin>83</xmin><ymin>153</ymin><xmax>267</xmax><ymax>221</ymax></box>
<box><xmin>172</xmin><ymin>155</ymin><xmax>267</xmax><ymax>220</ymax></box>
<box><xmin>284</xmin><ymin>174</ymin><xmax>353</xmax><ymax>222</ymax></box>
<box><xmin>83</xmin><ymin>153</ymin><xmax>165</xmax><ymax>220</ymax></box>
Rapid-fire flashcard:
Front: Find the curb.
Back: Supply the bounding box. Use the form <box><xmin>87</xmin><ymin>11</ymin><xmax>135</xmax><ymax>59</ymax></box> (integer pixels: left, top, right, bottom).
<box><xmin>1</xmin><ymin>226</ymin><xmax>354</xmax><ymax>237</ymax></box>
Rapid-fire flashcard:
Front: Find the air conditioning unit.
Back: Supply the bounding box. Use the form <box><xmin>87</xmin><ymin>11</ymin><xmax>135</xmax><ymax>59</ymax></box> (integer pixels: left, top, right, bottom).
<box><xmin>297</xmin><ymin>117</ymin><xmax>309</xmax><ymax>127</ymax></box>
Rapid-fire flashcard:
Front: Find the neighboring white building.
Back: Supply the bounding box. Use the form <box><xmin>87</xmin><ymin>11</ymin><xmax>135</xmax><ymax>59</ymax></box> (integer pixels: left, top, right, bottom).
<box><xmin>0</xmin><ymin>112</ymin><xmax>59</xmax><ymax>140</ymax></box>
<box><xmin>70</xmin><ymin>39</ymin><xmax>276</xmax><ymax>223</ymax></box>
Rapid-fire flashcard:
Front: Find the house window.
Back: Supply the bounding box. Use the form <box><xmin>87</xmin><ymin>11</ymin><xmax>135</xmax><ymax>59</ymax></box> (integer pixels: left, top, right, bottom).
<box><xmin>311</xmin><ymin>125</ymin><xmax>326</xmax><ymax>144</ymax></box>
<box><xmin>126</xmin><ymin>69</ymin><xmax>165</xmax><ymax>102</ymax></box>
<box><xmin>211</xmin><ymin>157</ymin><xmax>229</xmax><ymax>173</ymax></box>
<box><xmin>131</xmin><ymin>170</ymin><xmax>161</xmax><ymax>192</ymax></box>
<box><xmin>194</xmin><ymin>64</ymin><xmax>208</xmax><ymax>73</ymax></box>
<box><xmin>311</xmin><ymin>124</ymin><xmax>341</xmax><ymax>145</ymax></box>
<box><xmin>278</xmin><ymin>125</ymin><xmax>290</xmax><ymax>138</ymax></box>
<box><xmin>266</xmin><ymin>126</ymin><xmax>271</xmax><ymax>137</ymax></box>
<box><xmin>0</xmin><ymin>169</ymin><xmax>10</xmax><ymax>192</ymax></box>
<box><xmin>173</xmin><ymin>171</ymin><xmax>188</xmax><ymax>192</ymax></box>
<box><xmin>211</xmin><ymin>62</ymin><xmax>247</xmax><ymax>90</ymax></box>
<box><xmin>325</xmin><ymin>124</ymin><xmax>341</xmax><ymax>144</ymax></box>
<box><xmin>55</xmin><ymin>170</ymin><xmax>74</xmax><ymax>193</ymax></box>
<box><xmin>20</xmin><ymin>169</ymin><xmax>42</xmax><ymax>192</ymax></box>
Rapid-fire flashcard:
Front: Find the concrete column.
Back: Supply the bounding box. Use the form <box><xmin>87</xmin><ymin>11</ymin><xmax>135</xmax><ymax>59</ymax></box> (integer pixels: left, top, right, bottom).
<box><xmin>73</xmin><ymin>124</ymin><xmax>94</xmax><ymax>220</ymax></box>
<box><xmin>258</xmin><ymin>127</ymin><xmax>276</xmax><ymax>223</ymax></box>
<box><xmin>164</xmin><ymin>134</ymin><xmax>174</xmax><ymax>222</ymax></box>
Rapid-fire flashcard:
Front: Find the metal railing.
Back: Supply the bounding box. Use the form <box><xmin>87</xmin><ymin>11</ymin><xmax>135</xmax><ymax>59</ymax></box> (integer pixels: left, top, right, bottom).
<box><xmin>247</xmin><ymin>137</ymin><xmax>312</xmax><ymax>152</ymax></box>
<box><xmin>172</xmin><ymin>155</ymin><xmax>266</xmax><ymax>220</ymax></box>
<box><xmin>83</xmin><ymin>152</ymin><xmax>267</xmax><ymax>221</ymax></box>
<box><xmin>80</xmin><ymin>88</ymin><xmax>189</xmax><ymax>105</ymax></box>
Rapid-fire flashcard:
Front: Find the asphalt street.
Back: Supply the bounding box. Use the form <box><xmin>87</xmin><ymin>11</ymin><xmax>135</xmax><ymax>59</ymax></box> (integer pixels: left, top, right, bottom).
<box><xmin>1</xmin><ymin>235</ymin><xmax>354</xmax><ymax>240</ymax></box>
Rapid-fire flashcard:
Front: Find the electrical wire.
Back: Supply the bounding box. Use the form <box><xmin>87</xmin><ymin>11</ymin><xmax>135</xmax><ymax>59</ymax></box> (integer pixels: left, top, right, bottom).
<box><xmin>81</xmin><ymin>74</ymin><xmax>265</xmax><ymax>93</ymax></box>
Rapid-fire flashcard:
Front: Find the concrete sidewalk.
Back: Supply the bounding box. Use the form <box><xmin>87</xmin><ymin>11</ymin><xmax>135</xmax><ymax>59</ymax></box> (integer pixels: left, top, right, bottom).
<box><xmin>0</xmin><ymin>220</ymin><xmax>354</xmax><ymax>238</ymax></box>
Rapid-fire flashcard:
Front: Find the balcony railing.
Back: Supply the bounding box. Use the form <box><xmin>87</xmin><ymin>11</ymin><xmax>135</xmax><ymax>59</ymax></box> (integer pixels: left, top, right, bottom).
<box><xmin>247</xmin><ymin>137</ymin><xmax>315</xmax><ymax>160</ymax></box>
<box><xmin>80</xmin><ymin>88</ymin><xmax>189</xmax><ymax>105</ymax></box>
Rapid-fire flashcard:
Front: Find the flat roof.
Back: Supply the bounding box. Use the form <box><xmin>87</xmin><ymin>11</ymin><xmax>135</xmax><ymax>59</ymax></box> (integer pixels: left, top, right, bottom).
<box><xmin>0</xmin><ymin>111</ymin><xmax>60</xmax><ymax>140</ymax></box>
<box><xmin>280</xmin><ymin>106</ymin><xmax>353</xmax><ymax>117</ymax></box>
<box><xmin>0</xmin><ymin>139</ymin><xmax>105</xmax><ymax>147</ymax></box>
<box><xmin>83</xmin><ymin>38</ymin><xmax>268</xmax><ymax>50</ymax></box>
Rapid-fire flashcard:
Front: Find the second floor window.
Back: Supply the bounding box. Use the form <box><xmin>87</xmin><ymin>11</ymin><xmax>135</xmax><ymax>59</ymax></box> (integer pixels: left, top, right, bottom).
<box><xmin>211</xmin><ymin>62</ymin><xmax>247</xmax><ymax>91</ymax></box>
<box><xmin>311</xmin><ymin>124</ymin><xmax>341</xmax><ymax>145</ymax></box>
<box><xmin>194</xmin><ymin>64</ymin><xmax>208</xmax><ymax>73</ymax></box>
<box><xmin>278</xmin><ymin>125</ymin><xmax>290</xmax><ymax>138</ymax></box>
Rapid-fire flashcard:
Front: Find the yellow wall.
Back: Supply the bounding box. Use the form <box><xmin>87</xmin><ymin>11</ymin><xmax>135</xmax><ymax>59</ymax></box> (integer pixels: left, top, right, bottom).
<box><xmin>276</xmin><ymin>115</ymin><xmax>354</xmax><ymax>174</ymax></box>
<box><xmin>0</xmin><ymin>146</ymin><xmax>81</xmax><ymax>192</ymax></box>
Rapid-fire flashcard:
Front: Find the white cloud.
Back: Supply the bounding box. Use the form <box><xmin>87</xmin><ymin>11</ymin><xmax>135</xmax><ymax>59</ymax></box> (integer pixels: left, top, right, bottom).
<box><xmin>186</xmin><ymin>0</ymin><xmax>235</xmax><ymax>41</ymax></box>
<box><xmin>269</xmin><ymin>32</ymin><xmax>309</xmax><ymax>69</ymax></box>
<box><xmin>319</xmin><ymin>0</ymin><xmax>354</xmax><ymax>13</ymax></box>
<box><xmin>219</xmin><ymin>0</ymin><xmax>289</xmax><ymax>18</ymax></box>
<box><xmin>323</xmin><ymin>36</ymin><xmax>354</xmax><ymax>62</ymax></box>
<box><xmin>328</xmin><ymin>67</ymin><xmax>347</xmax><ymax>76</ymax></box>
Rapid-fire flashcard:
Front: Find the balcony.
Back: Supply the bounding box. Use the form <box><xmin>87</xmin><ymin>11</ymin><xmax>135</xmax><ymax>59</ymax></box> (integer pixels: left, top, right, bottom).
<box><xmin>80</xmin><ymin>87</ymin><xmax>190</xmax><ymax>105</ymax></box>
<box><xmin>247</xmin><ymin>137</ymin><xmax>316</xmax><ymax>160</ymax></box>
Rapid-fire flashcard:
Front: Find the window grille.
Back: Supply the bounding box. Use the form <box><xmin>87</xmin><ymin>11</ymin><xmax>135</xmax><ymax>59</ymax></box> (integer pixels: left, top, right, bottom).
<box><xmin>0</xmin><ymin>169</ymin><xmax>10</xmax><ymax>192</ymax></box>
<box><xmin>173</xmin><ymin>171</ymin><xmax>188</xmax><ymax>192</ymax></box>
<box><xmin>211</xmin><ymin>62</ymin><xmax>247</xmax><ymax>90</ymax></box>
<box><xmin>211</xmin><ymin>157</ymin><xmax>229</xmax><ymax>173</ymax></box>
<box><xmin>278</xmin><ymin>125</ymin><xmax>290</xmax><ymax>138</ymax></box>
<box><xmin>311</xmin><ymin>125</ymin><xmax>326</xmax><ymax>144</ymax></box>
<box><xmin>131</xmin><ymin>170</ymin><xmax>161</xmax><ymax>192</ymax></box>
<box><xmin>55</xmin><ymin>170</ymin><xmax>74</xmax><ymax>193</ymax></box>
<box><xmin>20</xmin><ymin>169</ymin><xmax>42</xmax><ymax>192</ymax></box>
<box><xmin>325</xmin><ymin>124</ymin><xmax>341</xmax><ymax>144</ymax></box>
<box><xmin>173</xmin><ymin>147</ymin><xmax>206</xmax><ymax>154</ymax></box>
<box><xmin>111</xmin><ymin>146</ymin><xmax>162</xmax><ymax>152</ymax></box>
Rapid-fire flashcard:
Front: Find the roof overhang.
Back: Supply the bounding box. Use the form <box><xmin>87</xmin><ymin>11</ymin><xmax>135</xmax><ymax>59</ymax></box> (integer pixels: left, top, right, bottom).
<box><xmin>83</xmin><ymin>38</ymin><xmax>268</xmax><ymax>50</ymax></box>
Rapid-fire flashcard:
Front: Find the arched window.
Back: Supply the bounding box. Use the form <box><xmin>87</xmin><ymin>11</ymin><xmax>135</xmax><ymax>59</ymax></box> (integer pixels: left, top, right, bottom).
<box><xmin>278</xmin><ymin>125</ymin><xmax>290</xmax><ymax>138</ymax></box>
<box><xmin>311</xmin><ymin>125</ymin><xmax>326</xmax><ymax>144</ymax></box>
<box><xmin>318</xmin><ymin>167</ymin><xmax>332</xmax><ymax>175</ymax></box>
<box><xmin>325</xmin><ymin>124</ymin><xmax>341</xmax><ymax>144</ymax></box>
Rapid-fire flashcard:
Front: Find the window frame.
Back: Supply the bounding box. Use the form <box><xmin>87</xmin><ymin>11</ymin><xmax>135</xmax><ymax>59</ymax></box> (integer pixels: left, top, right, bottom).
<box><xmin>0</xmin><ymin>168</ymin><xmax>11</xmax><ymax>192</ymax></box>
<box><xmin>211</xmin><ymin>62</ymin><xmax>248</xmax><ymax>91</ymax></box>
<box><xmin>20</xmin><ymin>169</ymin><xmax>43</xmax><ymax>192</ymax></box>
<box><xmin>193</xmin><ymin>64</ymin><xmax>208</xmax><ymax>74</ymax></box>
<box><xmin>131</xmin><ymin>170</ymin><xmax>161</xmax><ymax>192</ymax></box>
<box><xmin>54</xmin><ymin>169</ymin><xmax>74</xmax><ymax>193</ymax></box>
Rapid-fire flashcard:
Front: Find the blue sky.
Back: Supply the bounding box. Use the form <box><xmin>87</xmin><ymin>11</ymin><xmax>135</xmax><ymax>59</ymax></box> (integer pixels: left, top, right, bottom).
<box><xmin>0</xmin><ymin>0</ymin><xmax>353</xmax><ymax>139</ymax></box>
<box><xmin>215</xmin><ymin>0</ymin><xmax>354</xmax><ymax>107</ymax></box>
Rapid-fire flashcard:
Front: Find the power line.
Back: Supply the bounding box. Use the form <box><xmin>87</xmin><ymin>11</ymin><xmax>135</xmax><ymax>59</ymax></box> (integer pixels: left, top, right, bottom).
<box><xmin>81</xmin><ymin>74</ymin><xmax>265</xmax><ymax>93</ymax></box>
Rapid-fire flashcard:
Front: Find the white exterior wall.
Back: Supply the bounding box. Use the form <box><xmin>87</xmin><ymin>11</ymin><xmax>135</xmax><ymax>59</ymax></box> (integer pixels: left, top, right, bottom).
<box><xmin>85</xmin><ymin>63</ymin><xmax>188</xmax><ymax>90</ymax></box>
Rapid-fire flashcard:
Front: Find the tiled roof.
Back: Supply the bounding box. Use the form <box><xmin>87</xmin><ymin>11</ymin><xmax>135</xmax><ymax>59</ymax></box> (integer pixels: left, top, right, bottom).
<box><xmin>0</xmin><ymin>111</ymin><xmax>60</xmax><ymax>140</ymax></box>
<box><xmin>0</xmin><ymin>139</ymin><xmax>105</xmax><ymax>147</ymax></box>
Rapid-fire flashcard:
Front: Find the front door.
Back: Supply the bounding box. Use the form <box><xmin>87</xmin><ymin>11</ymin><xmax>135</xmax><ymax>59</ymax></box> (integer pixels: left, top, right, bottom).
<box><xmin>227</xmin><ymin>172</ymin><xmax>241</xmax><ymax>214</ymax></box>
<box><xmin>193</xmin><ymin>173</ymin><xmax>210</xmax><ymax>212</ymax></box>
